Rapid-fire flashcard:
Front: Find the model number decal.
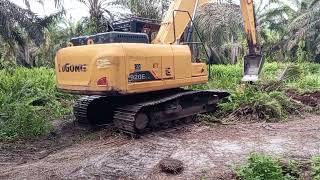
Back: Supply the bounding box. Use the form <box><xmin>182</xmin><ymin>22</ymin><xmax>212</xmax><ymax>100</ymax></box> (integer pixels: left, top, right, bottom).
<box><xmin>128</xmin><ymin>71</ymin><xmax>156</xmax><ymax>83</ymax></box>
<box><xmin>130</xmin><ymin>74</ymin><xmax>146</xmax><ymax>80</ymax></box>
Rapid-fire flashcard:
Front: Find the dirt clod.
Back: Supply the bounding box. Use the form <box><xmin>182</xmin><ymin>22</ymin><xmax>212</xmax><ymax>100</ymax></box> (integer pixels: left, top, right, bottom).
<box><xmin>159</xmin><ymin>158</ymin><xmax>184</xmax><ymax>174</ymax></box>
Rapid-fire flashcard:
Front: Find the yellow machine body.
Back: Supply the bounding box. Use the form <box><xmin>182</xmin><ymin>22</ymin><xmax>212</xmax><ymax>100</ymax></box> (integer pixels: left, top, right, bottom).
<box><xmin>55</xmin><ymin>43</ymin><xmax>208</xmax><ymax>95</ymax></box>
<box><xmin>55</xmin><ymin>0</ymin><xmax>262</xmax><ymax>95</ymax></box>
<box><xmin>54</xmin><ymin>0</ymin><xmax>263</xmax><ymax>134</ymax></box>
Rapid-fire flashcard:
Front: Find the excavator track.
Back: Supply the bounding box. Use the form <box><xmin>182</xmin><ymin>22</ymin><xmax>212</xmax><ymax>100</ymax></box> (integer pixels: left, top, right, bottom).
<box><xmin>74</xmin><ymin>96</ymin><xmax>101</xmax><ymax>124</ymax></box>
<box><xmin>73</xmin><ymin>89</ymin><xmax>229</xmax><ymax>136</ymax></box>
<box><xmin>73</xmin><ymin>95</ymin><xmax>114</xmax><ymax>125</ymax></box>
<box><xmin>113</xmin><ymin>90</ymin><xmax>229</xmax><ymax>137</ymax></box>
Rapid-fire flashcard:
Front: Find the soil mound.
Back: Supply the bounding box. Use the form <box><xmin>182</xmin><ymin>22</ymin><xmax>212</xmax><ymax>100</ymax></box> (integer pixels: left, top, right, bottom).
<box><xmin>286</xmin><ymin>91</ymin><xmax>320</xmax><ymax>107</ymax></box>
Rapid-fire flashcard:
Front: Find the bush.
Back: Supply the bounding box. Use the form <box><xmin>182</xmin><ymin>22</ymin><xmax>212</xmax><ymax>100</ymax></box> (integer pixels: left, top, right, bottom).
<box><xmin>236</xmin><ymin>154</ymin><xmax>317</xmax><ymax>180</ymax></box>
<box><xmin>0</xmin><ymin>67</ymin><xmax>74</xmax><ymax>141</ymax></box>
<box><xmin>235</xmin><ymin>153</ymin><xmax>284</xmax><ymax>180</ymax></box>
<box><xmin>261</xmin><ymin>62</ymin><xmax>283</xmax><ymax>80</ymax></box>
<box><xmin>312</xmin><ymin>156</ymin><xmax>320</xmax><ymax>180</ymax></box>
<box><xmin>295</xmin><ymin>75</ymin><xmax>320</xmax><ymax>91</ymax></box>
<box><xmin>0</xmin><ymin>104</ymin><xmax>52</xmax><ymax>141</ymax></box>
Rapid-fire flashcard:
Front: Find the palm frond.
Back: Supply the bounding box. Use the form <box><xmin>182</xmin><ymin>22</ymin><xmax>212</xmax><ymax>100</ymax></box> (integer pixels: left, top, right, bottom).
<box><xmin>309</xmin><ymin>0</ymin><xmax>320</xmax><ymax>7</ymax></box>
<box><xmin>195</xmin><ymin>3</ymin><xmax>243</xmax><ymax>64</ymax></box>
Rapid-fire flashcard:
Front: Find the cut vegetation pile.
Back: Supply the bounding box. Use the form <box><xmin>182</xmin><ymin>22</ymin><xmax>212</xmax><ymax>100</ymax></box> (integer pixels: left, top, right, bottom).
<box><xmin>0</xmin><ymin>68</ymin><xmax>74</xmax><ymax>141</ymax></box>
<box><xmin>192</xmin><ymin>62</ymin><xmax>320</xmax><ymax>122</ymax></box>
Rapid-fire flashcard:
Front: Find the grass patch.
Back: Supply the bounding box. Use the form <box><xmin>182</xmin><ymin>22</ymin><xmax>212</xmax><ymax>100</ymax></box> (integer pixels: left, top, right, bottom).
<box><xmin>235</xmin><ymin>153</ymin><xmax>285</xmax><ymax>180</ymax></box>
<box><xmin>312</xmin><ymin>156</ymin><xmax>320</xmax><ymax>179</ymax></box>
<box><xmin>0</xmin><ymin>67</ymin><xmax>74</xmax><ymax>141</ymax></box>
<box><xmin>235</xmin><ymin>153</ymin><xmax>313</xmax><ymax>180</ymax></box>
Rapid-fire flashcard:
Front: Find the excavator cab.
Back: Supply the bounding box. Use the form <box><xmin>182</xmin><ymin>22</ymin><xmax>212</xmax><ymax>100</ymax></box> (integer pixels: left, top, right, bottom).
<box><xmin>243</xmin><ymin>54</ymin><xmax>264</xmax><ymax>82</ymax></box>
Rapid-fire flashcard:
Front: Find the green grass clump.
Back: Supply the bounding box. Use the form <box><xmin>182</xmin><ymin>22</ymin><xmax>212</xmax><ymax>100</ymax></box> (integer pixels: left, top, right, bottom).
<box><xmin>0</xmin><ymin>67</ymin><xmax>74</xmax><ymax>141</ymax></box>
<box><xmin>191</xmin><ymin>64</ymin><xmax>243</xmax><ymax>91</ymax></box>
<box><xmin>312</xmin><ymin>156</ymin><xmax>320</xmax><ymax>180</ymax></box>
<box><xmin>192</xmin><ymin>62</ymin><xmax>283</xmax><ymax>91</ymax></box>
<box><xmin>282</xmin><ymin>64</ymin><xmax>304</xmax><ymax>81</ymax></box>
<box><xmin>236</xmin><ymin>154</ymin><xmax>320</xmax><ymax>180</ymax></box>
<box><xmin>218</xmin><ymin>86</ymin><xmax>298</xmax><ymax>122</ymax></box>
<box><xmin>285</xmin><ymin>63</ymin><xmax>320</xmax><ymax>92</ymax></box>
<box><xmin>236</xmin><ymin>153</ymin><xmax>285</xmax><ymax>180</ymax></box>
<box><xmin>293</xmin><ymin>75</ymin><xmax>320</xmax><ymax>91</ymax></box>
<box><xmin>235</xmin><ymin>154</ymin><xmax>313</xmax><ymax>180</ymax></box>
<box><xmin>261</xmin><ymin>62</ymin><xmax>284</xmax><ymax>80</ymax></box>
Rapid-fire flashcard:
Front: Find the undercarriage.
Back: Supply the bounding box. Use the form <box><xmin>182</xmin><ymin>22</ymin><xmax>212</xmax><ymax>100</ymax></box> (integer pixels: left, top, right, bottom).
<box><xmin>73</xmin><ymin>88</ymin><xmax>229</xmax><ymax>137</ymax></box>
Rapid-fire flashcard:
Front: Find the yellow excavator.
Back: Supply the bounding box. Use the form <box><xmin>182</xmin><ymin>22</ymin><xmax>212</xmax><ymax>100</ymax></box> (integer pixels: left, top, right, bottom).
<box><xmin>55</xmin><ymin>0</ymin><xmax>263</xmax><ymax>136</ymax></box>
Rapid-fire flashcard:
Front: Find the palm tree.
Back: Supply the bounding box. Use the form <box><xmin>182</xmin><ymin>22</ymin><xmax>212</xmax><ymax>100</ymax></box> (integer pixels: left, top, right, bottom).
<box><xmin>286</xmin><ymin>0</ymin><xmax>320</xmax><ymax>61</ymax></box>
<box><xmin>0</xmin><ymin>0</ymin><xmax>63</xmax><ymax>67</ymax></box>
<box><xmin>23</xmin><ymin>0</ymin><xmax>64</xmax><ymax>9</ymax></box>
<box><xmin>258</xmin><ymin>0</ymin><xmax>320</xmax><ymax>62</ymax></box>
<box><xmin>37</xmin><ymin>18</ymin><xmax>84</xmax><ymax>67</ymax></box>
<box><xmin>77</xmin><ymin>0</ymin><xmax>114</xmax><ymax>33</ymax></box>
<box><xmin>195</xmin><ymin>2</ymin><xmax>244</xmax><ymax>64</ymax></box>
<box><xmin>111</xmin><ymin>0</ymin><xmax>170</xmax><ymax>19</ymax></box>
<box><xmin>256</xmin><ymin>0</ymin><xmax>297</xmax><ymax>60</ymax></box>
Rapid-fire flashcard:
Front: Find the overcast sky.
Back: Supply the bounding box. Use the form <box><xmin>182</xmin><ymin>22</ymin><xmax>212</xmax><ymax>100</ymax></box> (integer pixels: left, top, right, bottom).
<box><xmin>12</xmin><ymin>0</ymin><xmax>288</xmax><ymax>21</ymax></box>
<box><xmin>12</xmin><ymin>0</ymin><xmax>89</xmax><ymax>20</ymax></box>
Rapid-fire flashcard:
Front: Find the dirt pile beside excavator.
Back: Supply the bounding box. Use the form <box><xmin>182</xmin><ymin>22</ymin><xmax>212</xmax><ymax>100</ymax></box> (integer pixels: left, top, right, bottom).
<box><xmin>286</xmin><ymin>90</ymin><xmax>320</xmax><ymax>107</ymax></box>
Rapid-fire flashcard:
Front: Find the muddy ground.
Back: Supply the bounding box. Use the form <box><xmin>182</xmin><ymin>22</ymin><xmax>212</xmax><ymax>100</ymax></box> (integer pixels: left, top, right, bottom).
<box><xmin>0</xmin><ymin>115</ymin><xmax>319</xmax><ymax>179</ymax></box>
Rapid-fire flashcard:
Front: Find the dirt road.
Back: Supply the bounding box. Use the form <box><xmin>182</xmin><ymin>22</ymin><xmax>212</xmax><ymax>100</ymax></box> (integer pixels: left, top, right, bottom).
<box><xmin>0</xmin><ymin>115</ymin><xmax>320</xmax><ymax>179</ymax></box>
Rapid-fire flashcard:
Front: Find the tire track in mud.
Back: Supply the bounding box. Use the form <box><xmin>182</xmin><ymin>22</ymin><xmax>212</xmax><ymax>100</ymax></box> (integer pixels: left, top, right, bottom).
<box><xmin>0</xmin><ymin>115</ymin><xmax>320</xmax><ymax>180</ymax></box>
<box><xmin>67</xmin><ymin>137</ymin><xmax>180</xmax><ymax>179</ymax></box>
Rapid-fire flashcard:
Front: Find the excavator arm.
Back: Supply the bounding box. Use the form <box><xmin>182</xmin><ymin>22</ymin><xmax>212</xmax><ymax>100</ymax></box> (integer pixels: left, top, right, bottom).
<box><xmin>152</xmin><ymin>0</ymin><xmax>212</xmax><ymax>44</ymax></box>
<box><xmin>153</xmin><ymin>0</ymin><xmax>264</xmax><ymax>81</ymax></box>
<box><xmin>240</xmin><ymin>0</ymin><xmax>264</xmax><ymax>82</ymax></box>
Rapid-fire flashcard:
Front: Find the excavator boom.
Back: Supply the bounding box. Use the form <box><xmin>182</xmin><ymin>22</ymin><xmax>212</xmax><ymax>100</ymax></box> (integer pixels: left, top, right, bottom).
<box><xmin>154</xmin><ymin>0</ymin><xmax>264</xmax><ymax>81</ymax></box>
<box><xmin>153</xmin><ymin>0</ymin><xmax>212</xmax><ymax>44</ymax></box>
<box><xmin>240</xmin><ymin>0</ymin><xmax>264</xmax><ymax>82</ymax></box>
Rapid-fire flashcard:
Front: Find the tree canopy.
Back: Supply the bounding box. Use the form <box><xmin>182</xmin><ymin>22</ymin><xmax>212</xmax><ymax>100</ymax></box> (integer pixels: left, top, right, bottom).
<box><xmin>0</xmin><ymin>0</ymin><xmax>319</xmax><ymax>67</ymax></box>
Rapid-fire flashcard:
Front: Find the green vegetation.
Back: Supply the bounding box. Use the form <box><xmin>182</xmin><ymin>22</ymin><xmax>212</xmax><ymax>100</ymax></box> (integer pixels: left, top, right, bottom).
<box><xmin>312</xmin><ymin>156</ymin><xmax>320</xmax><ymax>179</ymax></box>
<box><xmin>235</xmin><ymin>153</ymin><xmax>285</xmax><ymax>180</ymax></box>
<box><xmin>0</xmin><ymin>68</ymin><xmax>74</xmax><ymax>141</ymax></box>
<box><xmin>236</xmin><ymin>153</ymin><xmax>320</xmax><ymax>180</ymax></box>
<box><xmin>1</xmin><ymin>0</ymin><xmax>320</xmax><ymax>66</ymax></box>
<box><xmin>1</xmin><ymin>62</ymin><xmax>318</xmax><ymax>141</ymax></box>
<box><xmin>193</xmin><ymin>62</ymin><xmax>320</xmax><ymax>122</ymax></box>
<box><xmin>0</xmin><ymin>0</ymin><xmax>319</xmax><ymax>141</ymax></box>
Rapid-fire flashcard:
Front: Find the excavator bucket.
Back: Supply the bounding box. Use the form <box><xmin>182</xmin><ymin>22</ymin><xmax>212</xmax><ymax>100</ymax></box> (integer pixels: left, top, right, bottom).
<box><xmin>242</xmin><ymin>54</ymin><xmax>264</xmax><ymax>82</ymax></box>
